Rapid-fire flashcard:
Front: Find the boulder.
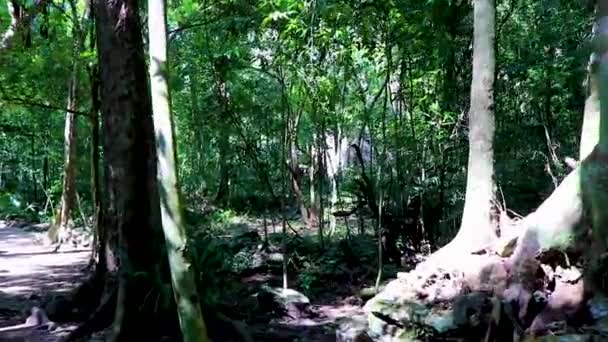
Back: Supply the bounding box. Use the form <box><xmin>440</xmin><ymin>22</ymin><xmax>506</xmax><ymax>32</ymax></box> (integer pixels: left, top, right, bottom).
<box><xmin>363</xmin><ymin>278</ymin><xmax>456</xmax><ymax>341</ymax></box>
<box><xmin>230</xmin><ymin>231</ymin><xmax>261</xmax><ymax>253</ymax></box>
<box><xmin>336</xmin><ymin>315</ymin><xmax>372</xmax><ymax>342</ymax></box>
<box><xmin>257</xmin><ymin>286</ymin><xmax>311</xmax><ymax>319</ymax></box>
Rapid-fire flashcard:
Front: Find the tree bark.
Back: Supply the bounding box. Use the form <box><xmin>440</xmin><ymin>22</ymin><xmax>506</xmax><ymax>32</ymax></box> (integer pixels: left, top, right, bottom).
<box><xmin>451</xmin><ymin>0</ymin><xmax>498</xmax><ymax>251</ymax></box>
<box><xmin>148</xmin><ymin>0</ymin><xmax>209</xmax><ymax>339</ymax></box>
<box><xmin>214</xmin><ymin>60</ymin><xmax>231</xmax><ymax>204</ymax></box>
<box><xmin>94</xmin><ymin>0</ymin><xmax>167</xmax><ymax>338</ymax></box>
<box><xmin>287</xmin><ymin>114</ymin><xmax>318</xmax><ymax>227</ymax></box>
<box><xmin>87</xmin><ymin>62</ymin><xmax>104</xmax><ymax>268</ymax></box>
<box><xmin>326</xmin><ymin>129</ymin><xmax>341</xmax><ymax>234</ymax></box>
<box><xmin>583</xmin><ymin>1</ymin><xmax>608</xmax><ymax>280</ymax></box>
<box><xmin>50</xmin><ymin>3</ymin><xmax>83</xmax><ymax>244</ymax></box>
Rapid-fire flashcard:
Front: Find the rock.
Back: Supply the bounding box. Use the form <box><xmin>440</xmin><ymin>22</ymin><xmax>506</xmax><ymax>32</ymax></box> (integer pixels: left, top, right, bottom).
<box><xmin>462</xmin><ymin>255</ymin><xmax>508</xmax><ymax>294</ymax></box>
<box><xmin>230</xmin><ymin>231</ymin><xmax>261</xmax><ymax>252</ymax></box>
<box><xmin>336</xmin><ymin>315</ymin><xmax>372</xmax><ymax>342</ymax></box>
<box><xmin>453</xmin><ymin>292</ymin><xmax>493</xmax><ymax>327</ymax></box>
<box><xmin>588</xmin><ymin>295</ymin><xmax>608</xmax><ymax>320</ymax></box>
<box><xmin>24</xmin><ymin>307</ymin><xmax>50</xmax><ymax>327</ymax></box>
<box><xmin>424</xmin><ymin>308</ymin><xmax>455</xmax><ymax>333</ymax></box>
<box><xmin>529</xmin><ymin>274</ymin><xmax>585</xmax><ymax>335</ymax></box>
<box><xmin>257</xmin><ymin>286</ymin><xmax>311</xmax><ymax>319</ymax></box>
<box><xmin>524</xmin><ymin>334</ymin><xmax>593</xmax><ymax>342</ymax></box>
<box><xmin>364</xmin><ymin>284</ymin><xmax>432</xmax><ymax>340</ymax></box>
<box><xmin>236</xmin><ymin>248</ymin><xmax>284</xmax><ymax>275</ymax></box>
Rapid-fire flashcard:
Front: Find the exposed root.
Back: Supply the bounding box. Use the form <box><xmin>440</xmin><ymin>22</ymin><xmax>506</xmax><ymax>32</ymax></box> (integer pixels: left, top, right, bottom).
<box><xmin>213</xmin><ymin>312</ymin><xmax>254</xmax><ymax>342</ymax></box>
<box><xmin>62</xmin><ymin>286</ymin><xmax>117</xmax><ymax>342</ymax></box>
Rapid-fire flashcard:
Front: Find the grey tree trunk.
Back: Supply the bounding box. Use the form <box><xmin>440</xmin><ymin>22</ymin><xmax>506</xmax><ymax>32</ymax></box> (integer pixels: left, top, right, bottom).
<box><xmin>451</xmin><ymin>0</ymin><xmax>497</xmax><ymax>250</ymax></box>
<box><xmin>326</xmin><ymin>128</ymin><xmax>341</xmax><ymax>234</ymax></box>
<box><xmin>214</xmin><ymin>64</ymin><xmax>231</xmax><ymax>204</ymax></box>
<box><xmin>584</xmin><ymin>1</ymin><xmax>608</xmax><ymax>279</ymax></box>
<box><xmin>50</xmin><ymin>0</ymin><xmax>83</xmax><ymax>245</ymax></box>
<box><xmin>148</xmin><ymin>0</ymin><xmax>209</xmax><ymax>340</ymax></box>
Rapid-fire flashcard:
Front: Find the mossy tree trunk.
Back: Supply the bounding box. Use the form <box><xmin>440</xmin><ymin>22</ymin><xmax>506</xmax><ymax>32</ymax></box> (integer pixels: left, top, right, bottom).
<box><xmin>582</xmin><ymin>1</ymin><xmax>608</xmax><ymax>288</ymax></box>
<box><xmin>148</xmin><ymin>0</ymin><xmax>210</xmax><ymax>340</ymax></box>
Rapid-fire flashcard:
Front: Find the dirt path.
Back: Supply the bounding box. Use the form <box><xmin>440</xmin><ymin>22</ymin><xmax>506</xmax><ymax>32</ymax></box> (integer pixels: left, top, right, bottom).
<box><xmin>0</xmin><ymin>220</ymin><xmax>91</xmax><ymax>341</ymax></box>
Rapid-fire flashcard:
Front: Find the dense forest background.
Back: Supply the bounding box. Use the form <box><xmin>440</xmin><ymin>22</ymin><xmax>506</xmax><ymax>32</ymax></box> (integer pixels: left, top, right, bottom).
<box><xmin>1</xmin><ymin>0</ymin><xmax>607</xmax><ymax>341</ymax></box>
<box><xmin>0</xmin><ymin>0</ymin><xmax>591</xmax><ymax>233</ymax></box>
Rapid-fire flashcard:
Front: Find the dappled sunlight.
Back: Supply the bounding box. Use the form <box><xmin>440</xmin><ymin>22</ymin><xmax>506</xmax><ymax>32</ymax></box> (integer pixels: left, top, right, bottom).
<box><xmin>0</xmin><ymin>223</ymin><xmax>89</xmax><ymax>302</ymax></box>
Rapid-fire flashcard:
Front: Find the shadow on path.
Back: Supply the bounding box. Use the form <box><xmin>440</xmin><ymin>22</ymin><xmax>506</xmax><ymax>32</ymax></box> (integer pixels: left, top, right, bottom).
<box><xmin>0</xmin><ymin>221</ymin><xmax>90</xmax><ymax>340</ymax></box>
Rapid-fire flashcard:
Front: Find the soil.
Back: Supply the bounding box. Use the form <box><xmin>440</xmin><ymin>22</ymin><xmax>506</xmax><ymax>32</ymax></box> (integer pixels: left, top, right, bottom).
<box><xmin>0</xmin><ymin>220</ymin><xmax>90</xmax><ymax>341</ymax></box>
<box><xmin>0</xmin><ymin>220</ymin><xmax>368</xmax><ymax>341</ymax></box>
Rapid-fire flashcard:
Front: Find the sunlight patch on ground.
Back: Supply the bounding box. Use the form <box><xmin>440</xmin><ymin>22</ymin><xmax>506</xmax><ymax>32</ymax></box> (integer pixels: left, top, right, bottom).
<box><xmin>0</xmin><ymin>223</ymin><xmax>90</xmax><ymax>298</ymax></box>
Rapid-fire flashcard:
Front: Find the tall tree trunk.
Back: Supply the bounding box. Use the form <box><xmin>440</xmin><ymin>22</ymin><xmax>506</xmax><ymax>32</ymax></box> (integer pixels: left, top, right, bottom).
<box><xmin>148</xmin><ymin>0</ymin><xmax>209</xmax><ymax>339</ymax></box>
<box><xmin>31</xmin><ymin>135</ymin><xmax>37</xmax><ymax>202</ymax></box>
<box><xmin>50</xmin><ymin>24</ymin><xmax>81</xmax><ymax>245</ymax></box>
<box><xmin>581</xmin><ymin>50</ymin><xmax>600</xmax><ymax>160</ymax></box>
<box><xmin>188</xmin><ymin>68</ymin><xmax>204</xmax><ymax>185</ymax></box>
<box><xmin>216</xmin><ymin>129</ymin><xmax>230</xmax><ymax>203</ymax></box>
<box><xmin>287</xmin><ymin>114</ymin><xmax>318</xmax><ymax>227</ymax></box>
<box><xmin>584</xmin><ymin>1</ymin><xmax>608</xmax><ymax>285</ymax></box>
<box><xmin>94</xmin><ymin>0</ymin><xmax>167</xmax><ymax>338</ymax></box>
<box><xmin>43</xmin><ymin>156</ymin><xmax>48</xmax><ymax>191</ymax></box>
<box><xmin>450</xmin><ymin>0</ymin><xmax>497</xmax><ymax>251</ymax></box>
<box><xmin>88</xmin><ymin>63</ymin><xmax>103</xmax><ymax>268</ymax></box>
<box><xmin>214</xmin><ymin>61</ymin><xmax>231</xmax><ymax>204</ymax></box>
<box><xmin>326</xmin><ymin>128</ymin><xmax>340</xmax><ymax>234</ymax></box>
<box><xmin>0</xmin><ymin>0</ymin><xmax>50</xmax><ymax>50</ymax></box>
<box><xmin>309</xmin><ymin>142</ymin><xmax>316</xmax><ymax>206</ymax></box>
<box><xmin>317</xmin><ymin>123</ymin><xmax>325</xmax><ymax>245</ymax></box>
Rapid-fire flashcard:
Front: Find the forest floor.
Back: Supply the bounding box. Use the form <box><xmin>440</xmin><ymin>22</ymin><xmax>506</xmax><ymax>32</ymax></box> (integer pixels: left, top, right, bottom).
<box><xmin>0</xmin><ymin>216</ymin><xmax>374</xmax><ymax>341</ymax></box>
<box><xmin>215</xmin><ymin>216</ymin><xmax>375</xmax><ymax>341</ymax></box>
<box><xmin>0</xmin><ymin>220</ymin><xmax>90</xmax><ymax>342</ymax></box>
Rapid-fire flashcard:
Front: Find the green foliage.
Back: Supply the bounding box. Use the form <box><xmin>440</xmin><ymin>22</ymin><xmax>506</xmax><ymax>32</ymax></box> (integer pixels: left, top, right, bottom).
<box><xmin>188</xmin><ymin>232</ymin><xmax>235</xmax><ymax>308</ymax></box>
<box><xmin>291</xmin><ymin>235</ymin><xmax>392</xmax><ymax>297</ymax></box>
<box><xmin>0</xmin><ymin>192</ymin><xmax>36</xmax><ymax>220</ymax></box>
<box><xmin>0</xmin><ymin>0</ymin><xmax>599</xmax><ymax>316</ymax></box>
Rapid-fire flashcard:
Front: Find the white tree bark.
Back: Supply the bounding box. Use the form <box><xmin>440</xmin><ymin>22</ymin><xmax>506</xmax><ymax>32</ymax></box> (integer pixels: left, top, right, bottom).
<box><xmin>451</xmin><ymin>0</ymin><xmax>498</xmax><ymax>250</ymax></box>
<box><xmin>148</xmin><ymin>0</ymin><xmax>209</xmax><ymax>340</ymax></box>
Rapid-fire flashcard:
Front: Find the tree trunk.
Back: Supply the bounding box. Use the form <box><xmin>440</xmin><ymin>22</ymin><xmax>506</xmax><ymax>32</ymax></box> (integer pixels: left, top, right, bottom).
<box><xmin>317</xmin><ymin>124</ymin><xmax>325</xmax><ymax>245</ymax></box>
<box><xmin>508</xmin><ymin>5</ymin><xmax>608</xmax><ymax>272</ymax></box>
<box><xmin>43</xmin><ymin>156</ymin><xmax>48</xmax><ymax>191</ymax></box>
<box><xmin>188</xmin><ymin>69</ymin><xmax>204</xmax><ymax>185</ymax></box>
<box><xmin>583</xmin><ymin>1</ymin><xmax>608</xmax><ymax>284</ymax></box>
<box><xmin>450</xmin><ymin>0</ymin><xmax>497</xmax><ymax>251</ymax></box>
<box><xmin>216</xmin><ymin>129</ymin><xmax>230</xmax><ymax>203</ymax></box>
<box><xmin>326</xmin><ymin>127</ymin><xmax>341</xmax><ymax>234</ymax></box>
<box><xmin>288</xmin><ymin>114</ymin><xmax>318</xmax><ymax>227</ymax></box>
<box><xmin>94</xmin><ymin>0</ymin><xmax>167</xmax><ymax>338</ymax></box>
<box><xmin>148</xmin><ymin>0</ymin><xmax>209</xmax><ymax>339</ymax></box>
<box><xmin>88</xmin><ymin>63</ymin><xmax>103</xmax><ymax>268</ymax></box>
<box><xmin>0</xmin><ymin>0</ymin><xmax>50</xmax><ymax>50</ymax></box>
<box><xmin>50</xmin><ymin>23</ymin><xmax>81</xmax><ymax>244</ymax></box>
<box><xmin>309</xmin><ymin>142</ymin><xmax>315</xmax><ymax>206</ymax></box>
<box><xmin>214</xmin><ymin>61</ymin><xmax>231</xmax><ymax>204</ymax></box>
<box><xmin>581</xmin><ymin>52</ymin><xmax>600</xmax><ymax>160</ymax></box>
